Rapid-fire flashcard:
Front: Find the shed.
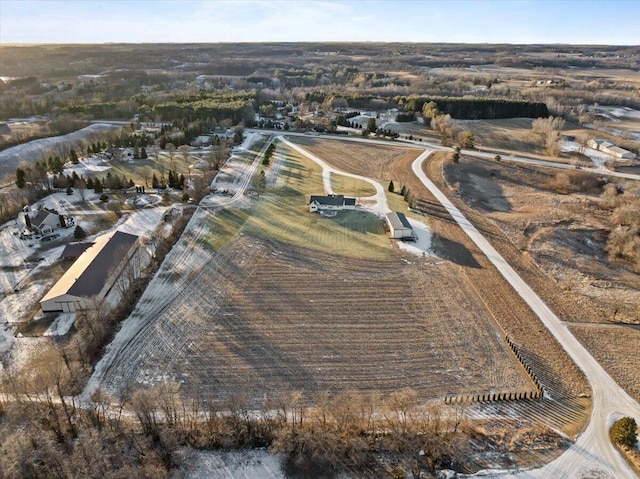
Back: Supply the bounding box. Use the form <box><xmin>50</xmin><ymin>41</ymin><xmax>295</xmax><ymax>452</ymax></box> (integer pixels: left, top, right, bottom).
<box><xmin>386</xmin><ymin>212</ymin><xmax>414</xmax><ymax>240</ymax></box>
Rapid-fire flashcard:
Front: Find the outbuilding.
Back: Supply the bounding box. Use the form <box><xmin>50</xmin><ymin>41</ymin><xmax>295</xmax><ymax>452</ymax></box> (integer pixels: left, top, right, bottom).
<box><xmin>40</xmin><ymin>230</ymin><xmax>139</xmax><ymax>313</ymax></box>
<box><xmin>386</xmin><ymin>211</ymin><xmax>414</xmax><ymax>240</ymax></box>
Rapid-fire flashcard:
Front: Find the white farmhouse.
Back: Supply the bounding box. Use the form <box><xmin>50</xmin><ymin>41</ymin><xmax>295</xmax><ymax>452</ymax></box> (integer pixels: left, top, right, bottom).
<box><xmin>386</xmin><ymin>212</ymin><xmax>414</xmax><ymax>240</ymax></box>
<box><xmin>308</xmin><ymin>194</ymin><xmax>356</xmax><ymax>213</ymax></box>
<box><xmin>40</xmin><ymin>230</ymin><xmax>139</xmax><ymax>313</ymax></box>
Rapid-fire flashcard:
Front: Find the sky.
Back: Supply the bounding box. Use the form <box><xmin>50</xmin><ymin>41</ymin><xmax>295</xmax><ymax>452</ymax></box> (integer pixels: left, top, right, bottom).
<box><xmin>0</xmin><ymin>0</ymin><xmax>639</xmax><ymax>45</ymax></box>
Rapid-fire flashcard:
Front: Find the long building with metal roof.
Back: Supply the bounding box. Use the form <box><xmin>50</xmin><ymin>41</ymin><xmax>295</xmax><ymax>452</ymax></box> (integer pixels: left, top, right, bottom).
<box><xmin>40</xmin><ymin>230</ymin><xmax>139</xmax><ymax>313</ymax></box>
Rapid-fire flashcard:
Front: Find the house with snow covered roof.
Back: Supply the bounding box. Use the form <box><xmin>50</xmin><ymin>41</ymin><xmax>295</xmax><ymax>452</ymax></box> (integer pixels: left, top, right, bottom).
<box><xmin>308</xmin><ymin>194</ymin><xmax>357</xmax><ymax>213</ymax></box>
<box><xmin>28</xmin><ymin>208</ymin><xmax>64</xmax><ymax>235</ymax></box>
<box><xmin>40</xmin><ymin>230</ymin><xmax>139</xmax><ymax>313</ymax></box>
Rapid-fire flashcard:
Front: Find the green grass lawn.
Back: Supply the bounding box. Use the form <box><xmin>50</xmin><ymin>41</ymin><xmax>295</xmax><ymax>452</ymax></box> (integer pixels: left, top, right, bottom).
<box><xmin>203</xmin><ymin>143</ymin><xmax>393</xmax><ymax>259</ymax></box>
<box><xmin>330</xmin><ymin>172</ymin><xmax>377</xmax><ymax>198</ymax></box>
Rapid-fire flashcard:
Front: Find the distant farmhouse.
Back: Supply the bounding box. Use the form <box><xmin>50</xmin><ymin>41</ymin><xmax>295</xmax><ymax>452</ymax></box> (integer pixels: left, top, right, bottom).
<box><xmin>308</xmin><ymin>194</ymin><xmax>356</xmax><ymax>213</ymax></box>
<box><xmin>587</xmin><ymin>138</ymin><xmax>636</xmax><ymax>160</ymax></box>
<box><xmin>40</xmin><ymin>230</ymin><xmax>139</xmax><ymax>313</ymax></box>
<box><xmin>28</xmin><ymin>208</ymin><xmax>66</xmax><ymax>235</ymax></box>
<box><xmin>386</xmin><ymin>212</ymin><xmax>414</xmax><ymax>240</ymax></box>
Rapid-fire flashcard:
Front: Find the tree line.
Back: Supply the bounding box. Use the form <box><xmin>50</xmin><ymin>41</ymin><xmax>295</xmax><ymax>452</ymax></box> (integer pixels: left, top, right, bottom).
<box><xmin>398</xmin><ymin>95</ymin><xmax>549</xmax><ymax>120</ymax></box>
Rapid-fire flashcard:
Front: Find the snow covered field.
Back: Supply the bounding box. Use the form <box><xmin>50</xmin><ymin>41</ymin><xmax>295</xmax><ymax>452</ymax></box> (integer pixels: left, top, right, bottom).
<box><xmin>178</xmin><ymin>449</ymin><xmax>287</xmax><ymax>479</ymax></box>
<box><xmin>0</xmin><ymin>123</ymin><xmax>121</xmax><ymax>177</ymax></box>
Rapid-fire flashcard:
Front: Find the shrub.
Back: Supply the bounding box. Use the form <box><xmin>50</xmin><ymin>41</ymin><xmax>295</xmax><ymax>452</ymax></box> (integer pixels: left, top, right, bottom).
<box><xmin>100</xmin><ymin>194</ymin><xmax>108</xmax><ymax>203</ymax></box>
<box><xmin>610</xmin><ymin>417</ymin><xmax>638</xmax><ymax>449</ymax></box>
<box><xmin>181</xmin><ymin>192</ymin><xmax>190</xmax><ymax>202</ymax></box>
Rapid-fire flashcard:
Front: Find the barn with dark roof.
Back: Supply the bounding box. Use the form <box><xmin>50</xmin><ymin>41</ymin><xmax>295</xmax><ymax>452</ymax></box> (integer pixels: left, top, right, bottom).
<box><xmin>40</xmin><ymin>230</ymin><xmax>139</xmax><ymax>313</ymax></box>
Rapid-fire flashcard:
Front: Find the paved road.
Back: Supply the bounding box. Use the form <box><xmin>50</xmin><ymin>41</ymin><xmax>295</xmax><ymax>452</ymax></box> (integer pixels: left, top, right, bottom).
<box><xmin>412</xmin><ymin>150</ymin><xmax>640</xmax><ymax>479</ymax></box>
<box><xmin>253</xmin><ymin>128</ymin><xmax>640</xmax><ymax>182</ymax></box>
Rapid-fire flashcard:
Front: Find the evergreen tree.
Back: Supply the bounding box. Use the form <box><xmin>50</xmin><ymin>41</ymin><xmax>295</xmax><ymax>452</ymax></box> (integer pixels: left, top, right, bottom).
<box><xmin>69</xmin><ymin>149</ymin><xmax>79</xmax><ymax>164</ymax></box>
<box><xmin>400</xmin><ymin>185</ymin><xmax>407</xmax><ymax>196</ymax></box>
<box><xmin>15</xmin><ymin>168</ymin><xmax>26</xmax><ymax>188</ymax></box>
<box><xmin>610</xmin><ymin>417</ymin><xmax>637</xmax><ymax>448</ymax></box>
<box><xmin>179</xmin><ymin>173</ymin><xmax>186</xmax><ymax>189</ymax></box>
<box><xmin>25</xmin><ymin>213</ymin><xmax>32</xmax><ymax>229</ymax></box>
<box><xmin>94</xmin><ymin>179</ymin><xmax>103</xmax><ymax>193</ymax></box>
<box><xmin>388</xmin><ymin>180</ymin><xmax>395</xmax><ymax>193</ymax></box>
<box><xmin>152</xmin><ymin>174</ymin><xmax>159</xmax><ymax>189</ymax></box>
<box><xmin>140</xmin><ymin>146</ymin><xmax>147</xmax><ymax>159</ymax></box>
<box><xmin>86</xmin><ymin>177</ymin><xmax>94</xmax><ymax>189</ymax></box>
<box><xmin>74</xmin><ymin>225</ymin><xmax>87</xmax><ymax>240</ymax></box>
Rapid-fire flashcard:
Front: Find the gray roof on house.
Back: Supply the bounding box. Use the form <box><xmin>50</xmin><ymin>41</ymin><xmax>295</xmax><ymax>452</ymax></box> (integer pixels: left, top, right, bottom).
<box><xmin>310</xmin><ymin>194</ymin><xmax>346</xmax><ymax>206</ymax></box>
<box><xmin>309</xmin><ymin>194</ymin><xmax>356</xmax><ymax>206</ymax></box>
<box><xmin>386</xmin><ymin>211</ymin><xmax>412</xmax><ymax>230</ymax></box>
<box><xmin>59</xmin><ymin>242</ymin><xmax>94</xmax><ymax>260</ymax></box>
<box><xmin>31</xmin><ymin>208</ymin><xmax>58</xmax><ymax>227</ymax></box>
<box><xmin>67</xmin><ymin>231</ymin><xmax>138</xmax><ymax>298</ymax></box>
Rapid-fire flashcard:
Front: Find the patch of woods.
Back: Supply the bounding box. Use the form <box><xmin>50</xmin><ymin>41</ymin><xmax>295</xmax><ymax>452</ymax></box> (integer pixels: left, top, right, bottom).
<box><xmin>398</xmin><ymin>96</ymin><xmax>549</xmax><ymax>120</ymax></box>
<box><xmin>0</xmin><ymin>376</ymin><xmax>567</xmax><ymax>478</ymax></box>
<box><xmin>601</xmin><ymin>183</ymin><xmax>640</xmax><ymax>272</ymax></box>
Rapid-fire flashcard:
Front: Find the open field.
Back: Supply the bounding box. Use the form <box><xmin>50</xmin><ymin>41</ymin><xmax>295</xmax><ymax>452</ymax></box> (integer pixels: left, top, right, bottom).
<box><xmin>569</xmin><ymin>324</ymin><xmax>640</xmax><ymax>402</ymax></box>
<box><xmin>440</xmin><ymin>153</ymin><xmax>640</xmax><ymax>403</ymax></box>
<box><xmin>293</xmin><ymin>140</ymin><xmax>591</xmax><ymax>434</ymax></box>
<box><xmin>329</xmin><ymin>172</ymin><xmax>377</xmax><ymax>197</ymax></box>
<box><xmin>96</xmin><ymin>142</ymin><xmax>532</xmax><ymax>406</ymax></box>
<box><xmin>289</xmin><ymin>136</ymin><xmax>422</xmax><ymax>181</ymax></box>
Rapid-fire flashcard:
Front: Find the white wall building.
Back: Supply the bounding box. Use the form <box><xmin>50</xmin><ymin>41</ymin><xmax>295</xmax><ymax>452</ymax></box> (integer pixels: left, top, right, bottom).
<box><xmin>40</xmin><ymin>230</ymin><xmax>139</xmax><ymax>313</ymax></box>
<box><xmin>386</xmin><ymin>212</ymin><xmax>414</xmax><ymax>240</ymax></box>
<box><xmin>308</xmin><ymin>194</ymin><xmax>356</xmax><ymax>213</ymax></box>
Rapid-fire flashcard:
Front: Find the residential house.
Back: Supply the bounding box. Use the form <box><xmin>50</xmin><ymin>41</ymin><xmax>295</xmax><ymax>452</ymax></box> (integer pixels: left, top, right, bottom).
<box><xmin>308</xmin><ymin>194</ymin><xmax>357</xmax><ymax>213</ymax></box>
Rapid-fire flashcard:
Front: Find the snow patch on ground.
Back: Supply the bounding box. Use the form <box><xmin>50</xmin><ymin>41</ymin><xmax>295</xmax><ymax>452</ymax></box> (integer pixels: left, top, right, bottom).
<box><xmin>64</xmin><ymin>155</ymin><xmax>111</xmax><ymax>177</ymax></box>
<box><xmin>177</xmin><ymin>449</ymin><xmax>287</xmax><ymax>479</ymax></box>
<box><xmin>123</xmin><ymin>194</ymin><xmax>162</xmax><ymax>208</ymax></box>
<box><xmin>594</xmin><ymin>106</ymin><xmax>640</xmax><ymax>121</ymax></box>
<box><xmin>397</xmin><ymin>217</ymin><xmax>433</xmax><ymax>257</ymax></box>
<box><xmin>43</xmin><ymin>312</ymin><xmax>75</xmax><ymax>336</ymax></box>
<box><xmin>560</xmin><ymin>140</ymin><xmax>614</xmax><ymax>168</ymax></box>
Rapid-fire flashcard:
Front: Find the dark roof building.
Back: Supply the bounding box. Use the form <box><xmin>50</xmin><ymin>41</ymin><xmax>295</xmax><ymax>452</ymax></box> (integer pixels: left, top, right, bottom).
<box><xmin>40</xmin><ymin>230</ymin><xmax>139</xmax><ymax>313</ymax></box>
<box><xmin>60</xmin><ymin>242</ymin><xmax>94</xmax><ymax>260</ymax></box>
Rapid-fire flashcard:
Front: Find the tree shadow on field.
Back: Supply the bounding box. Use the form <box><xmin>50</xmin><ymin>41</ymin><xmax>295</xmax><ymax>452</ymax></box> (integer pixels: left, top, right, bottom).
<box><xmin>279</xmin><ymin>169</ymin><xmax>304</xmax><ymax>180</ymax></box>
<box><xmin>432</xmin><ymin>234</ymin><xmax>481</xmax><ymax>269</ymax></box>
